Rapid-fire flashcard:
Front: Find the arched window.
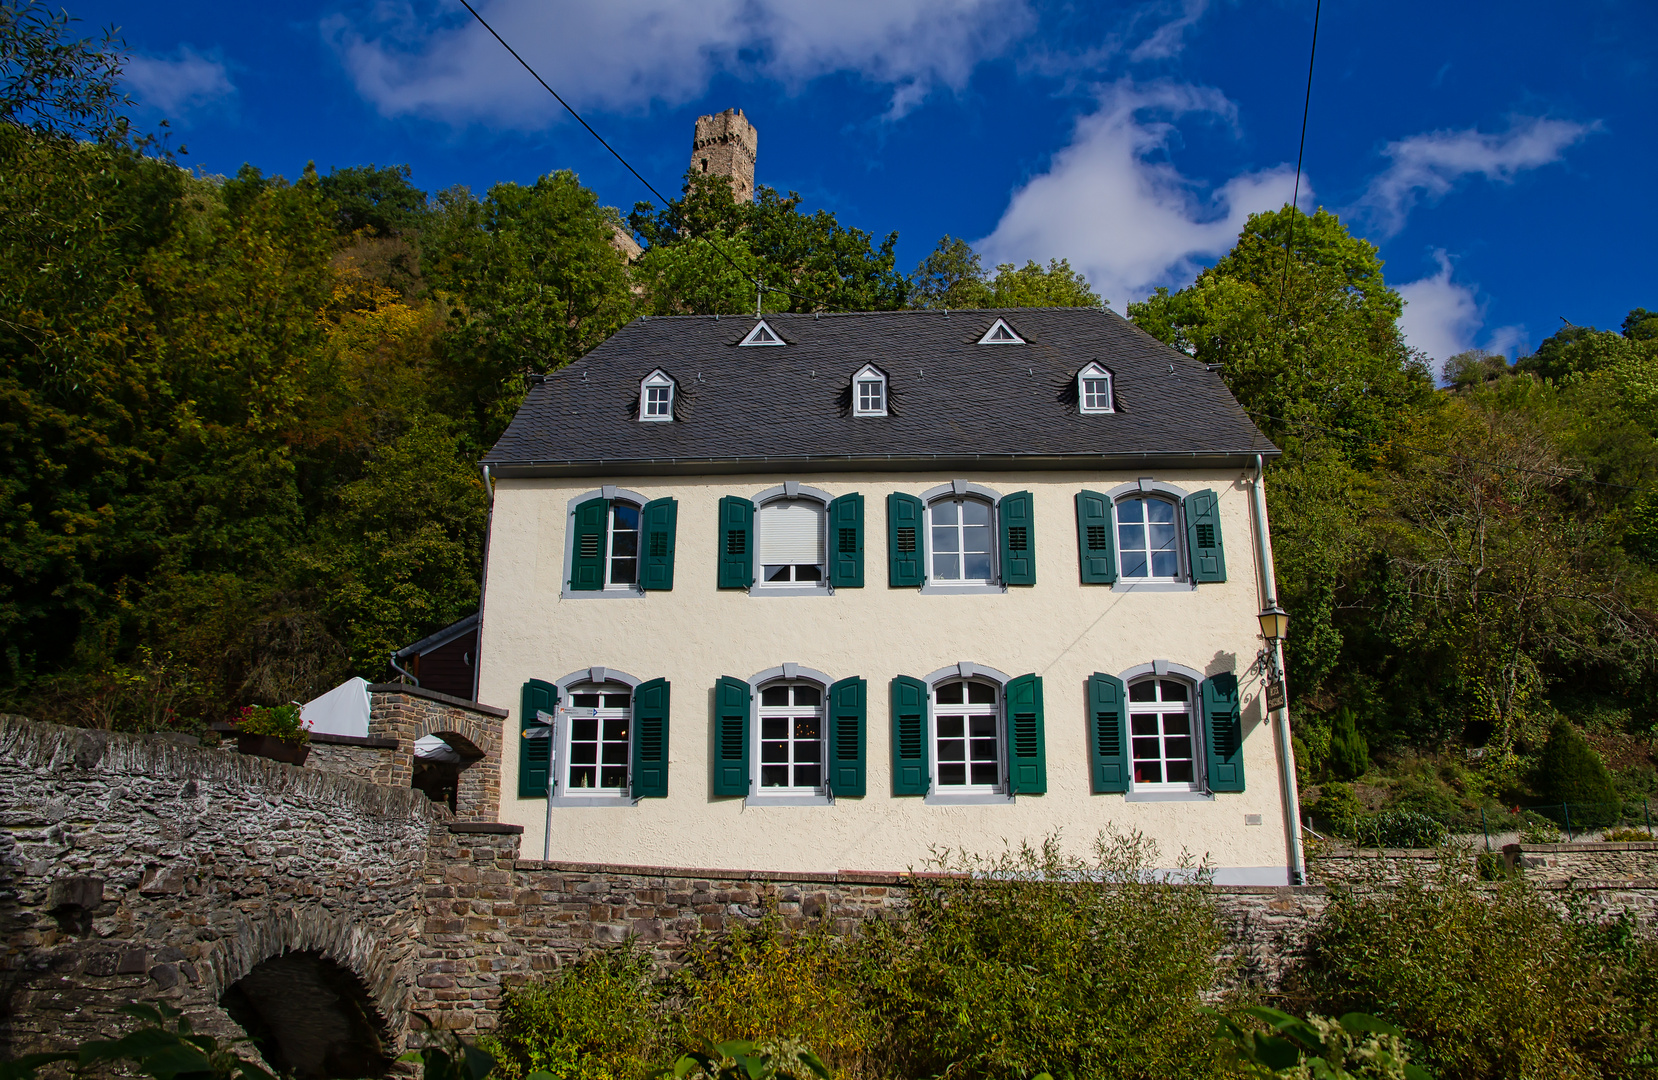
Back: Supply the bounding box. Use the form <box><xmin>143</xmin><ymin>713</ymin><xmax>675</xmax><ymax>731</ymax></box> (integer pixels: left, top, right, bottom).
<box><xmin>1127</xmin><ymin>676</ymin><xmax>1199</xmax><ymax>791</ymax></box>
<box><xmin>562</xmin><ymin>682</ymin><xmax>633</xmax><ymax>794</ymax></box>
<box><xmin>756</xmin><ymin>679</ymin><xmax>825</xmax><ymax>792</ymax></box>
<box><xmin>929</xmin><ymin>496</ymin><xmax>995</xmax><ymax>584</ymax></box>
<box><xmin>758</xmin><ymin>497</ymin><xmax>826</xmax><ymax>585</ymax></box>
<box><xmin>1115</xmin><ymin>495</ymin><xmax>1181</xmax><ymax>580</ymax></box>
<box><xmin>932</xmin><ymin>677</ymin><xmax>1002</xmax><ymax>792</ymax></box>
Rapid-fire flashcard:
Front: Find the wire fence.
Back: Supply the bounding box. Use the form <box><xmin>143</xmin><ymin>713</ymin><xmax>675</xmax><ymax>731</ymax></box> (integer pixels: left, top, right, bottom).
<box><xmin>1305</xmin><ymin>800</ymin><xmax>1658</xmax><ymax>850</ymax></box>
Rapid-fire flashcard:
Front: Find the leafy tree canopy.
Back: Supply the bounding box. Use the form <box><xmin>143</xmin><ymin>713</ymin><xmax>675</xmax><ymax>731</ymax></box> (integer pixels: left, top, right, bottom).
<box><xmin>907</xmin><ymin>234</ymin><xmax>1103</xmax><ymax>309</ymax></box>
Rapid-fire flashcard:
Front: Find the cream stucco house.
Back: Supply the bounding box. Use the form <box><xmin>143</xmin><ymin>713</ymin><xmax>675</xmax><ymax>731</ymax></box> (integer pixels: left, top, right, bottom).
<box><xmin>474</xmin><ymin>307</ymin><xmax>1305</xmax><ymax>884</ymax></box>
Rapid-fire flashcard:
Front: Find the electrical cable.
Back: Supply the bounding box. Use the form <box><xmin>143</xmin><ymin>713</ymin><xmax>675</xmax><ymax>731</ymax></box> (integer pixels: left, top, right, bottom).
<box><xmin>1278</xmin><ymin>0</ymin><xmax>1322</xmax><ymax>314</ymax></box>
<box><xmin>454</xmin><ymin>0</ymin><xmax>848</xmax><ymax>314</ymax></box>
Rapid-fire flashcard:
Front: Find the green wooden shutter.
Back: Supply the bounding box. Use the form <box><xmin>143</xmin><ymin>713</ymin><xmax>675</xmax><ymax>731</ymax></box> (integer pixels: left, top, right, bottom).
<box><xmin>630</xmin><ymin>678</ymin><xmax>670</xmax><ymax>798</ymax></box>
<box><xmin>1087</xmin><ymin>672</ymin><xmax>1129</xmax><ymax>793</ymax></box>
<box><xmin>1005</xmin><ymin>673</ymin><xmax>1047</xmax><ymax>794</ymax></box>
<box><xmin>518</xmin><ymin>679</ymin><xmax>557</xmax><ymax>798</ymax></box>
<box><xmin>1203</xmin><ymin>673</ymin><xmax>1245</xmax><ymax>792</ymax></box>
<box><xmin>828</xmin><ymin>493</ymin><xmax>865</xmax><ymax>588</ymax></box>
<box><xmin>827</xmin><ymin>677</ymin><xmax>867</xmax><ymax>797</ymax></box>
<box><xmin>570</xmin><ymin>498</ymin><xmax>608</xmax><ymax>591</ymax></box>
<box><xmin>1184</xmin><ymin>488</ymin><xmax>1227</xmax><ymax>583</ymax></box>
<box><xmin>889</xmin><ymin>675</ymin><xmax>929</xmax><ymax>795</ymax></box>
<box><xmin>887</xmin><ymin>493</ymin><xmax>925</xmax><ymax>587</ymax></box>
<box><xmin>717</xmin><ymin>496</ymin><xmax>754</xmax><ymax>589</ymax></box>
<box><xmin>713</xmin><ymin>675</ymin><xmax>751</xmax><ymax>796</ymax></box>
<box><xmin>640</xmin><ymin>498</ymin><xmax>678</xmax><ymax>591</ymax></box>
<box><xmin>999</xmin><ymin>490</ymin><xmax>1036</xmax><ymax>586</ymax></box>
<box><xmin>1076</xmin><ymin>490</ymin><xmax>1117</xmax><ymax>584</ymax></box>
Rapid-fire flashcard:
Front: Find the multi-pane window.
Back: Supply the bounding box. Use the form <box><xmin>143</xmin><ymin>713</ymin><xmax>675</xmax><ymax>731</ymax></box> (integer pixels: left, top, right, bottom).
<box><xmin>858</xmin><ymin>380</ymin><xmax>884</xmax><ymax>414</ymax></box>
<box><xmin>1117</xmin><ymin>496</ymin><xmax>1180</xmax><ymax>579</ymax></box>
<box><xmin>930</xmin><ymin>498</ymin><xmax>994</xmax><ymax>583</ymax></box>
<box><xmin>758</xmin><ymin>682</ymin><xmax>824</xmax><ymax>790</ymax></box>
<box><xmin>758</xmin><ymin>499</ymin><xmax>825</xmax><ymax>584</ymax></box>
<box><xmin>1078</xmin><ymin>362</ymin><xmax>1113</xmax><ymax>413</ymax></box>
<box><xmin>1128</xmin><ymin>678</ymin><xmax>1198</xmax><ymax>789</ymax></box>
<box><xmin>608</xmin><ymin>503</ymin><xmax>640</xmax><ymax>586</ymax></box>
<box><xmin>564</xmin><ymin>684</ymin><xmax>632</xmax><ymax>792</ymax></box>
<box><xmin>934</xmin><ymin>679</ymin><xmax>1001</xmax><ymax>790</ymax></box>
<box><xmin>640</xmin><ymin>370</ymin><xmax>674</xmax><ymax>421</ymax></box>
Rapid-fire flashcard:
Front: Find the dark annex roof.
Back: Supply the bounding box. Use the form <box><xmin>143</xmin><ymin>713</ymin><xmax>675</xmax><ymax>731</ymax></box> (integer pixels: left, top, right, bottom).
<box><xmin>484</xmin><ymin>308</ymin><xmax>1278</xmax><ymax>477</ymax></box>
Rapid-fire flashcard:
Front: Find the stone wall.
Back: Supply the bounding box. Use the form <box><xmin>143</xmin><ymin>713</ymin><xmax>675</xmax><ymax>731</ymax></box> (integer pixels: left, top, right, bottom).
<box><xmin>1505</xmin><ymin>841</ymin><xmax>1658</xmax><ymax>882</ymax></box>
<box><xmin>303</xmin><ymin>734</ymin><xmax>399</xmax><ymax>787</ymax></box>
<box><xmin>1304</xmin><ymin>846</ymin><xmax>1459</xmax><ymax>886</ymax></box>
<box><xmin>366</xmin><ymin>686</ymin><xmax>505</xmax><ymax>823</ymax></box>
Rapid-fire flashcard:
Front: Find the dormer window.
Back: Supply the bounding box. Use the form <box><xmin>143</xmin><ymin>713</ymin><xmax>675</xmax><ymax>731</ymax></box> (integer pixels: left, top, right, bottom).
<box><xmin>739</xmin><ymin>319</ymin><xmax>785</xmax><ymax>346</ymax></box>
<box><xmin>1077</xmin><ymin>362</ymin><xmax>1114</xmax><ymax>414</ymax></box>
<box><xmin>852</xmin><ymin>364</ymin><xmax>887</xmax><ymax>417</ymax></box>
<box><xmin>640</xmin><ymin>369</ymin><xmax>674</xmax><ymax>421</ymax></box>
<box><xmin>977</xmin><ymin>318</ymin><xmax>1025</xmax><ymax>345</ymax></box>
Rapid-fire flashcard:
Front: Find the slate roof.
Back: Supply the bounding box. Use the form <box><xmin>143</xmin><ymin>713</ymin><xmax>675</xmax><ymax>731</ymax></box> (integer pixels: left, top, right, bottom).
<box><xmin>484</xmin><ymin>308</ymin><xmax>1278</xmax><ymax>476</ymax></box>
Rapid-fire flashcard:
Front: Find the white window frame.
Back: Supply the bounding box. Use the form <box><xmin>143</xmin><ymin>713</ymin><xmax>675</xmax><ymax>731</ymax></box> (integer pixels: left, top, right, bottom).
<box><xmin>750</xmin><ymin>482</ymin><xmax>833</xmax><ymax>597</ymax></box>
<box><xmin>603</xmin><ymin>500</ymin><xmax>643</xmax><ymax>591</ymax></box>
<box><xmin>547</xmin><ymin>666</ymin><xmax>643</xmax><ymax>806</ymax></box>
<box><xmin>919</xmin><ymin>481</ymin><xmax>1003</xmax><ymax>594</ymax></box>
<box><xmin>977</xmin><ymin>317</ymin><xmax>1025</xmax><ymax>345</ymax></box>
<box><xmin>1077</xmin><ymin>361</ymin><xmax>1114</xmax><ymax>414</ymax></box>
<box><xmin>639</xmin><ymin>369</ymin><xmax>674</xmax><ymax>421</ymax></box>
<box><xmin>1125</xmin><ymin>674</ymin><xmax>1204</xmax><ymax>795</ymax></box>
<box><xmin>1114</xmin><ymin>493</ymin><xmax>1185</xmax><ymax>583</ymax></box>
<box><xmin>852</xmin><ymin>364</ymin><xmax>887</xmax><ymax>417</ymax></box>
<box><xmin>739</xmin><ymin>319</ymin><xmax>785</xmax><ymax>346</ymax></box>
<box><xmin>746</xmin><ymin>663</ymin><xmax>835</xmax><ymax>806</ymax></box>
<box><xmin>560</xmin><ymin>488</ymin><xmax>650</xmax><ymax>600</ymax></box>
<box><xmin>923</xmin><ymin>662</ymin><xmax>1013</xmax><ymax>805</ymax></box>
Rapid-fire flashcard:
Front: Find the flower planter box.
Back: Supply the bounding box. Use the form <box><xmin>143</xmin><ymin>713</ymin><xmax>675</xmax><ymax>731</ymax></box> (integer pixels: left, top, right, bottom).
<box><xmin>236</xmin><ymin>733</ymin><xmax>310</xmax><ymax>766</ymax></box>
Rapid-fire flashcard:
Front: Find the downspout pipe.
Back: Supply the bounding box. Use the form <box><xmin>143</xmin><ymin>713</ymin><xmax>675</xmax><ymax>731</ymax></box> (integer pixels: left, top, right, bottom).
<box><xmin>389</xmin><ymin>652</ymin><xmax>420</xmax><ymax>688</ymax></box>
<box><xmin>1253</xmin><ymin>454</ymin><xmax>1306</xmax><ymax>886</ymax></box>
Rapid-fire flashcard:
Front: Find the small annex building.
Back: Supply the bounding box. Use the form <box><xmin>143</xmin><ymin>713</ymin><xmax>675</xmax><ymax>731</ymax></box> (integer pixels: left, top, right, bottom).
<box><xmin>475</xmin><ymin>307</ymin><xmax>1300</xmax><ymax>884</ymax></box>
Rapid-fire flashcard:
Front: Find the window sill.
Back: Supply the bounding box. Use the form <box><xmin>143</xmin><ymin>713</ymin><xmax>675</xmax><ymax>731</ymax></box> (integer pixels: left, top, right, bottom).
<box><xmin>925</xmin><ymin>791</ymin><xmax>1014</xmax><ymax>806</ymax></box>
<box><xmin>919</xmin><ymin>583</ymin><xmax>1005</xmax><ymax>596</ymax></box>
<box><xmin>748</xmin><ymin>585</ymin><xmax>831</xmax><ymax>598</ymax></box>
<box><xmin>559</xmin><ymin>587</ymin><xmax>645</xmax><ymax>600</ymax></box>
<box><xmin>550</xmin><ymin>794</ymin><xmax>639</xmax><ymax>807</ymax></box>
<box><xmin>1111</xmin><ymin>581</ymin><xmax>1196</xmax><ymax>593</ymax></box>
<box><xmin>1124</xmin><ymin>790</ymin><xmax>1214</xmax><ymax>803</ymax></box>
<box><xmin>743</xmin><ymin>793</ymin><xmax>833</xmax><ymax>807</ymax></box>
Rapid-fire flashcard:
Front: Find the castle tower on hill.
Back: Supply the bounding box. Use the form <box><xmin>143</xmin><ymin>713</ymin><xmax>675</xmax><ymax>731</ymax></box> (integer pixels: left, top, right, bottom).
<box><xmin>690</xmin><ymin>108</ymin><xmax>758</xmax><ymax>204</ymax></box>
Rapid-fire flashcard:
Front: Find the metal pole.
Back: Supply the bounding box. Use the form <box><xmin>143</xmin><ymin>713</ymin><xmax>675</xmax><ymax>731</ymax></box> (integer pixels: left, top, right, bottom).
<box><xmin>1645</xmin><ymin>797</ymin><xmax>1651</xmax><ymax>836</ymax></box>
<box><xmin>1253</xmin><ymin>455</ymin><xmax>1305</xmax><ymax>886</ymax></box>
<box><xmin>1481</xmin><ymin>806</ymin><xmax>1490</xmax><ymax>853</ymax></box>
<box><xmin>1563</xmin><ymin>803</ymin><xmax>1572</xmax><ymax>842</ymax></box>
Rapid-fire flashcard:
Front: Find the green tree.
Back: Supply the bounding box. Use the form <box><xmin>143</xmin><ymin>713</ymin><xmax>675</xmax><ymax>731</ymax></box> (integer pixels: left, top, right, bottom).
<box><xmin>908</xmin><ymin>235</ymin><xmax>1103</xmax><ymax>309</ymax></box>
<box><xmin>1326</xmin><ymin>709</ymin><xmax>1369</xmax><ymax>781</ymax></box>
<box><xmin>316</xmin><ymin>162</ymin><xmax>428</xmax><ymax>238</ymax></box>
<box><xmin>1536</xmin><ymin>718</ymin><xmax>1620</xmax><ymax>819</ymax></box>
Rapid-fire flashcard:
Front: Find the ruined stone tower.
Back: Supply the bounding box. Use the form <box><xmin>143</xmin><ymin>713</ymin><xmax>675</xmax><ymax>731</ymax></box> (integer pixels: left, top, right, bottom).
<box><xmin>690</xmin><ymin>108</ymin><xmax>758</xmax><ymax>204</ymax></box>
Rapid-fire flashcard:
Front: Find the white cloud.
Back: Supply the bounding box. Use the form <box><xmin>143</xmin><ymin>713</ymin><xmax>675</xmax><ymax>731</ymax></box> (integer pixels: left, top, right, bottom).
<box><xmin>123</xmin><ymin>46</ymin><xmax>235</xmax><ymax>116</ymax></box>
<box><xmin>1396</xmin><ymin>250</ymin><xmax>1526</xmax><ymax>366</ymax></box>
<box><xmin>977</xmin><ymin>78</ymin><xmax>1300</xmax><ymax>309</ymax></box>
<box><xmin>1127</xmin><ymin>0</ymin><xmax>1208</xmax><ymax>61</ymax></box>
<box><xmin>1358</xmin><ymin>115</ymin><xmax>1595</xmax><ymax>237</ymax></box>
<box><xmin>328</xmin><ymin>0</ymin><xmax>1033</xmax><ymax>127</ymax></box>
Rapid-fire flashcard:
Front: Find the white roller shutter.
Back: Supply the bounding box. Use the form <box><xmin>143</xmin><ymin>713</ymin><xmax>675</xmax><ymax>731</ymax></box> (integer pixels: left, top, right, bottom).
<box><xmin>758</xmin><ymin>501</ymin><xmax>825</xmax><ymax>565</ymax></box>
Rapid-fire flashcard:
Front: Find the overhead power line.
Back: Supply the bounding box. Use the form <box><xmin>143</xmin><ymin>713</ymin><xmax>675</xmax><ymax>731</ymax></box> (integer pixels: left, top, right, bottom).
<box><xmin>454</xmin><ymin>0</ymin><xmax>845</xmax><ymax>314</ymax></box>
<box><xmin>1277</xmin><ymin>0</ymin><xmax>1322</xmax><ymax>313</ymax></box>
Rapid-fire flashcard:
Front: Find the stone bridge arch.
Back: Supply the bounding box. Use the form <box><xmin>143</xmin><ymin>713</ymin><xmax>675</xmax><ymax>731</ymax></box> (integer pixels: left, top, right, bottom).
<box><xmin>368</xmin><ymin>685</ymin><xmax>505</xmax><ymax>821</ymax></box>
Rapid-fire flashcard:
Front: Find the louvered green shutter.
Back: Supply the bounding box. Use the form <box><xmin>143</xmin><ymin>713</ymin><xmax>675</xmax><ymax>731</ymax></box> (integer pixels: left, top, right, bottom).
<box><xmin>1184</xmin><ymin>489</ymin><xmax>1227</xmax><ymax>583</ymax></box>
<box><xmin>717</xmin><ymin>496</ymin><xmax>754</xmax><ymax>589</ymax></box>
<box><xmin>570</xmin><ymin>498</ymin><xmax>608</xmax><ymax>590</ymax></box>
<box><xmin>631</xmin><ymin>678</ymin><xmax>670</xmax><ymax>798</ymax></box>
<box><xmin>999</xmin><ymin>490</ymin><xmax>1036</xmax><ymax>586</ymax></box>
<box><xmin>1076</xmin><ymin>490</ymin><xmax>1117</xmax><ymax>584</ymax></box>
<box><xmin>1087</xmin><ymin>672</ymin><xmax>1129</xmax><ymax>793</ymax></box>
<box><xmin>827</xmin><ymin>677</ymin><xmax>867</xmax><ymax>797</ymax></box>
<box><xmin>890</xmin><ymin>675</ymin><xmax>929</xmax><ymax>795</ymax></box>
<box><xmin>1005</xmin><ymin>673</ymin><xmax>1047</xmax><ymax>794</ymax></box>
<box><xmin>713</xmin><ymin>675</ymin><xmax>751</xmax><ymax>796</ymax></box>
<box><xmin>828</xmin><ymin>493</ymin><xmax>864</xmax><ymax>588</ymax></box>
<box><xmin>640</xmin><ymin>498</ymin><xmax>677</xmax><ymax>591</ymax></box>
<box><xmin>887</xmin><ymin>493</ymin><xmax>925</xmax><ymax>587</ymax></box>
<box><xmin>518</xmin><ymin>679</ymin><xmax>557</xmax><ymax>798</ymax></box>
<box><xmin>1203</xmin><ymin>673</ymin><xmax>1245</xmax><ymax>792</ymax></box>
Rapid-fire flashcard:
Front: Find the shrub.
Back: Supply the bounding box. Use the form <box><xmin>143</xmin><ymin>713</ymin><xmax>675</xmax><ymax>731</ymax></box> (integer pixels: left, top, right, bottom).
<box><xmin>859</xmin><ymin>831</ymin><xmax>1228</xmax><ymax>1080</ymax></box>
<box><xmin>1326</xmin><ymin>709</ymin><xmax>1370</xmax><ymax>781</ymax></box>
<box><xmin>233</xmin><ymin>703</ymin><xmax>309</xmax><ymax>744</ymax></box>
<box><xmin>1536</xmin><ymin>719</ymin><xmax>1621</xmax><ymax>828</ymax></box>
<box><xmin>1204</xmin><ymin>1006</ymin><xmax>1433</xmax><ymax>1079</ymax></box>
<box><xmin>1343</xmin><ymin>810</ymin><xmax>1448</xmax><ymax>849</ymax></box>
<box><xmin>480</xmin><ymin>946</ymin><xmax>658</xmax><ymax>1080</ymax></box>
<box><xmin>1312</xmin><ymin>782</ymin><xmax>1363</xmax><ymax>825</ymax></box>
<box><xmin>1601</xmin><ymin>826</ymin><xmax>1655</xmax><ymax>842</ymax></box>
<box><xmin>1287</xmin><ymin>854</ymin><xmax>1658</xmax><ymax>1079</ymax></box>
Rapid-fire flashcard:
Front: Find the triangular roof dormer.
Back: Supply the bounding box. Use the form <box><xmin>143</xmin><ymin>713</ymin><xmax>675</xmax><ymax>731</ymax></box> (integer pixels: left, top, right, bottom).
<box><xmin>739</xmin><ymin>319</ymin><xmax>785</xmax><ymax>346</ymax></box>
<box><xmin>978</xmin><ymin>318</ymin><xmax>1025</xmax><ymax>345</ymax></box>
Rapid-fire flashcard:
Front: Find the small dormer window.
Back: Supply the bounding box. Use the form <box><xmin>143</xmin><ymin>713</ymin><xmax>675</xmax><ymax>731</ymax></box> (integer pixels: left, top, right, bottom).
<box><xmin>740</xmin><ymin>320</ymin><xmax>784</xmax><ymax>346</ymax></box>
<box><xmin>852</xmin><ymin>364</ymin><xmax>887</xmax><ymax>417</ymax></box>
<box><xmin>978</xmin><ymin>318</ymin><xmax>1024</xmax><ymax>345</ymax></box>
<box><xmin>640</xmin><ymin>369</ymin><xmax>674</xmax><ymax>421</ymax></box>
<box><xmin>1077</xmin><ymin>362</ymin><xmax>1114</xmax><ymax>414</ymax></box>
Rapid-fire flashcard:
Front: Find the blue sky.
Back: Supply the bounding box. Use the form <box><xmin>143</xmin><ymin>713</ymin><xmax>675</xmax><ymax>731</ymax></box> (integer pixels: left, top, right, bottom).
<box><xmin>90</xmin><ymin>0</ymin><xmax>1655</xmax><ymax>365</ymax></box>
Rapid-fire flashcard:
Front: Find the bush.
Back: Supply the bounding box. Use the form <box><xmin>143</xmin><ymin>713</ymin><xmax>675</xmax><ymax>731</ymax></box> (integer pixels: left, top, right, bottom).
<box><xmin>1536</xmin><ymin>719</ymin><xmax>1621</xmax><ymax>828</ymax></box>
<box><xmin>1601</xmin><ymin>826</ymin><xmax>1655</xmax><ymax>842</ymax></box>
<box><xmin>1326</xmin><ymin>709</ymin><xmax>1370</xmax><ymax>781</ymax></box>
<box><xmin>1312</xmin><ymin>781</ymin><xmax>1363</xmax><ymax>825</ymax></box>
<box><xmin>1287</xmin><ymin>854</ymin><xmax>1658</xmax><ymax>1079</ymax></box>
<box><xmin>480</xmin><ymin>946</ymin><xmax>658</xmax><ymax>1080</ymax></box>
<box><xmin>1343</xmin><ymin>810</ymin><xmax>1449</xmax><ymax>849</ymax></box>
<box><xmin>859</xmin><ymin>831</ymin><xmax>1228</xmax><ymax>1080</ymax></box>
